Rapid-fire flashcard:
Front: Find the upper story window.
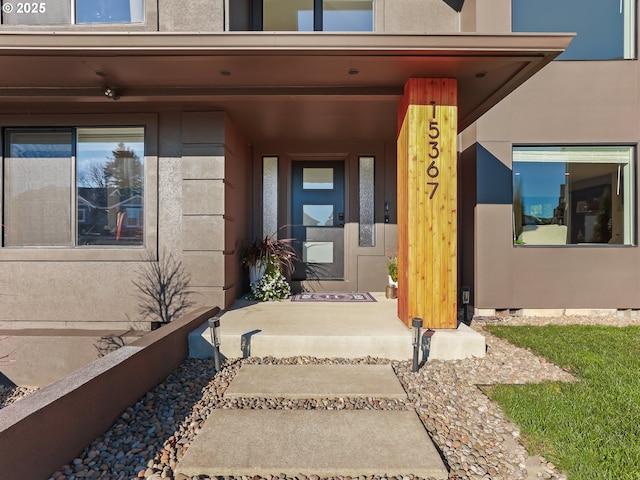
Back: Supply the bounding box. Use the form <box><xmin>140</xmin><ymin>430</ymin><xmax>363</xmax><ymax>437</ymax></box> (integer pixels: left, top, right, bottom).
<box><xmin>0</xmin><ymin>0</ymin><xmax>144</xmax><ymax>25</ymax></box>
<box><xmin>230</xmin><ymin>0</ymin><xmax>373</xmax><ymax>32</ymax></box>
<box><xmin>513</xmin><ymin>146</ymin><xmax>636</xmax><ymax>246</ymax></box>
<box><xmin>76</xmin><ymin>0</ymin><xmax>144</xmax><ymax>24</ymax></box>
<box><xmin>512</xmin><ymin>0</ymin><xmax>636</xmax><ymax>60</ymax></box>
<box><xmin>3</xmin><ymin>127</ymin><xmax>145</xmax><ymax>247</ymax></box>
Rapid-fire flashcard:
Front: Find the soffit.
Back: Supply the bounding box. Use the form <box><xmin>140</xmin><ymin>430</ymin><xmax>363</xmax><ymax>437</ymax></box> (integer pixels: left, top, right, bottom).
<box><xmin>0</xmin><ymin>32</ymin><xmax>573</xmax><ymax>141</ymax></box>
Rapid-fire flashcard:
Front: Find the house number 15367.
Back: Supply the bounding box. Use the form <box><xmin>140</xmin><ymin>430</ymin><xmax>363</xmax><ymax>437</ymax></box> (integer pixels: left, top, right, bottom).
<box><xmin>427</xmin><ymin>101</ymin><xmax>440</xmax><ymax>199</ymax></box>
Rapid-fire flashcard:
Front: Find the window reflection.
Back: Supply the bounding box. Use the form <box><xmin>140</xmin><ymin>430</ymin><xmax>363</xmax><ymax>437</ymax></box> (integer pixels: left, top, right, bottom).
<box><xmin>323</xmin><ymin>0</ymin><xmax>373</xmax><ymax>31</ymax></box>
<box><xmin>76</xmin><ymin>0</ymin><xmax>144</xmax><ymax>24</ymax></box>
<box><xmin>513</xmin><ymin>146</ymin><xmax>635</xmax><ymax>245</ymax></box>
<box><xmin>77</xmin><ymin>128</ymin><xmax>145</xmax><ymax>246</ymax></box>
<box><xmin>303</xmin><ymin>205</ymin><xmax>334</xmax><ymax>226</ymax></box>
<box><xmin>303</xmin><ymin>168</ymin><xmax>334</xmax><ymax>189</ymax></box>
<box><xmin>4</xmin><ymin>130</ymin><xmax>73</xmax><ymax>246</ymax></box>
<box><xmin>512</xmin><ymin>0</ymin><xmax>635</xmax><ymax>60</ymax></box>
<box><xmin>2</xmin><ymin>127</ymin><xmax>145</xmax><ymax>248</ymax></box>
<box><xmin>303</xmin><ymin>241</ymin><xmax>334</xmax><ymax>263</ymax></box>
<box><xmin>262</xmin><ymin>0</ymin><xmax>372</xmax><ymax>31</ymax></box>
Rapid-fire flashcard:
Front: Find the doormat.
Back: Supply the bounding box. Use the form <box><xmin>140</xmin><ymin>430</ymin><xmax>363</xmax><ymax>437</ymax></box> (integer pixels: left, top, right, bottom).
<box><xmin>290</xmin><ymin>292</ymin><xmax>377</xmax><ymax>303</ymax></box>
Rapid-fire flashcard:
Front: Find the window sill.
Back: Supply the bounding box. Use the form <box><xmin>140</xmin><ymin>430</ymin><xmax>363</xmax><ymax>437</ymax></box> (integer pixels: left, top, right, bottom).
<box><xmin>0</xmin><ymin>246</ymin><xmax>155</xmax><ymax>262</ymax></box>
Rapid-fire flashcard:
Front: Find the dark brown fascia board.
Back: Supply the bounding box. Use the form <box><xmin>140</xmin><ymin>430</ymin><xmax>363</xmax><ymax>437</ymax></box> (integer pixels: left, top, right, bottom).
<box><xmin>0</xmin><ymin>32</ymin><xmax>574</xmax><ymax>57</ymax></box>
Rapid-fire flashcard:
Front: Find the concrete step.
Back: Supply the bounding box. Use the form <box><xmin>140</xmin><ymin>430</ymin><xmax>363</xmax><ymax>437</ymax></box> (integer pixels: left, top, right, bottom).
<box><xmin>188</xmin><ymin>294</ymin><xmax>486</xmax><ymax>361</ymax></box>
<box><xmin>224</xmin><ymin>364</ymin><xmax>408</xmax><ymax>399</ymax></box>
<box><xmin>174</xmin><ymin>364</ymin><xmax>449</xmax><ymax>480</ymax></box>
<box><xmin>175</xmin><ymin>410</ymin><xmax>449</xmax><ymax>479</ymax></box>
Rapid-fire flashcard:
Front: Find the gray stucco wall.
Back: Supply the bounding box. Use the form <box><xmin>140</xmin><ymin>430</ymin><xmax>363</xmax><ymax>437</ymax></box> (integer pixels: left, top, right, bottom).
<box><xmin>0</xmin><ymin>109</ymin><xmax>244</xmax><ymax>329</ymax></box>
<box><xmin>471</xmin><ymin>59</ymin><xmax>640</xmax><ymax>310</ymax></box>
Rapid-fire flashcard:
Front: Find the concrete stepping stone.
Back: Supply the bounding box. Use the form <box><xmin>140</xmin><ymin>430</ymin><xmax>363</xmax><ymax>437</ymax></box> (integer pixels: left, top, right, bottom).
<box><xmin>175</xmin><ymin>409</ymin><xmax>449</xmax><ymax>479</ymax></box>
<box><xmin>175</xmin><ymin>364</ymin><xmax>448</xmax><ymax>479</ymax></box>
<box><xmin>224</xmin><ymin>364</ymin><xmax>408</xmax><ymax>399</ymax></box>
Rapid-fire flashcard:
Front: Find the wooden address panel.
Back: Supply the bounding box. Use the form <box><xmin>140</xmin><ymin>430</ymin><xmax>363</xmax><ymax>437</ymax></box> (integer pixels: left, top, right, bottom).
<box><xmin>397</xmin><ymin>78</ymin><xmax>458</xmax><ymax>329</ymax></box>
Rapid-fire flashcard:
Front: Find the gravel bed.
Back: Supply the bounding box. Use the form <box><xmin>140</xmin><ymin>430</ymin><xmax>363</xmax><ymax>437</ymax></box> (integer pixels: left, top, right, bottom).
<box><xmin>0</xmin><ymin>384</ymin><xmax>38</xmax><ymax>409</ymax></box>
<box><xmin>46</xmin><ymin>314</ymin><xmax>630</xmax><ymax>480</ymax></box>
<box><xmin>47</xmin><ymin>338</ymin><xmax>563</xmax><ymax>478</ymax></box>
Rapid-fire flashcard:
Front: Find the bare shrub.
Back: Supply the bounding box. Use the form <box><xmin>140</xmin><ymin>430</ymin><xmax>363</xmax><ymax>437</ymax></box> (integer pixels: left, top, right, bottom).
<box><xmin>133</xmin><ymin>251</ymin><xmax>195</xmax><ymax>327</ymax></box>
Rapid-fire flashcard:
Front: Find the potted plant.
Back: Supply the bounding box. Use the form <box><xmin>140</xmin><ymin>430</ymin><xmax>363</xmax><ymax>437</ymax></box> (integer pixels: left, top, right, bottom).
<box><xmin>240</xmin><ymin>229</ymin><xmax>300</xmax><ymax>301</ymax></box>
<box><xmin>387</xmin><ymin>256</ymin><xmax>398</xmax><ymax>286</ymax></box>
<box><xmin>386</xmin><ymin>256</ymin><xmax>398</xmax><ymax>299</ymax></box>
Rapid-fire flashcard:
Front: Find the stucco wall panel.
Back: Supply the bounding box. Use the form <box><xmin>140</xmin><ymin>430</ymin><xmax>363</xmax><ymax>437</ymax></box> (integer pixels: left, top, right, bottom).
<box><xmin>158</xmin><ymin>0</ymin><xmax>224</xmax><ymax>32</ymax></box>
<box><xmin>461</xmin><ymin>0</ymin><xmax>511</xmax><ymax>33</ymax></box>
<box><xmin>182</xmin><ymin>180</ymin><xmax>225</xmax><ymax>215</ymax></box>
<box><xmin>191</xmin><ymin>287</ymin><xmax>228</xmax><ymax>310</ymax></box>
<box><xmin>222</xmin><ymin>115</ymin><xmax>251</xmax><ymax>298</ymax></box>
<box><xmin>473</xmin><ymin>53</ymin><xmax>640</xmax><ymax>310</ymax></box>
<box><xmin>474</xmin><ymin>203</ymin><xmax>516</xmax><ymax>307</ymax></box>
<box><xmin>472</xmin><ymin>142</ymin><xmax>640</xmax><ymax>310</ymax></box>
<box><xmin>479</xmin><ymin>62</ymin><xmax>640</xmax><ymax>142</ymax></box>
<box><xmin>382</xmin><ymin>0</ymin><xmax>458</xmax><ymax>33</ymax></box>
<box><xmin>183</xmin><ymin>156</ymin><xmax>226</xmax><ymax>180</ymax></box>
<box><xmin>183</xmin><ymin>251</ymin><xmax>225</xmax><ymax>286</ymax></box>
<box><xmin>183</xmin><ymin>215</ymin><xmax>225</xmax><ymax>251</ymax></box>
<box><xmin>0</xmin><ymin>261</ymin><xmax>142</xmax><ymax>325</ymax></box>
<box><xmin>158</xmin><ymin>153</ymin><xmax>184</xmax><ymax>253</ymax></box>
<box><xmin>357</xmin><ymin>255</ymin><xmax>388</xmax><ymax>292</ymax></box>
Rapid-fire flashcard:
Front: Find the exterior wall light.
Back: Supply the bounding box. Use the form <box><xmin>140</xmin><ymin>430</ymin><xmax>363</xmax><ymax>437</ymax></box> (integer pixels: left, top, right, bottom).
<box><xmin>209</xmin><ymin>317</ymin><xmax>222</xmax><ymax>372</ymax></box>
<box><xmin>462</xmin><ymin>286</ymin><xmax>471</xmax><ymax>324</ymax></box>
<box><xmin>412</xmin><ymin>317</ymin><xmax>423</xmax><ymax>372</ymax></box>
<box><xmin>102</xmin><ymin>86</ymin><xmax>120</xmax><ymax>100</ymax></box>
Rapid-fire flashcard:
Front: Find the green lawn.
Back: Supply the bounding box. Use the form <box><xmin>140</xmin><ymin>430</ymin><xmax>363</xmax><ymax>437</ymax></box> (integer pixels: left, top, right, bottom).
<box><xmin>485</xmin><ymin>324</ymin><xmax>640</xmax><ymax>480</ymax></box>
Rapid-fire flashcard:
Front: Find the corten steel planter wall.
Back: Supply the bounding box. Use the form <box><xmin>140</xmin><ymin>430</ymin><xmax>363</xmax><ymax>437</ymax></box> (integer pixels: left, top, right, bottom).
<box><xmin>0</xmin><ymin>305</ymin><xmax>219</xmax><ymax>480</ymax></box>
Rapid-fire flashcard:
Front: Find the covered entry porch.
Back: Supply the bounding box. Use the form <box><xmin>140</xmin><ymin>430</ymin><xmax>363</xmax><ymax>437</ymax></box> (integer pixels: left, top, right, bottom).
<box><xmin>0</xmin><ymin>32</ymin><xmax>572</xmax><ymax>330</ymax></box>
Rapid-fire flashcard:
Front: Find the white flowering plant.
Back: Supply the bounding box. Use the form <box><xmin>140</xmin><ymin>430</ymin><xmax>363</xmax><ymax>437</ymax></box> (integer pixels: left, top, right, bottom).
<box><xmin>249</xmin><ymin>266</ymin><xmax>291</xmax><ymax>301</ymax></box>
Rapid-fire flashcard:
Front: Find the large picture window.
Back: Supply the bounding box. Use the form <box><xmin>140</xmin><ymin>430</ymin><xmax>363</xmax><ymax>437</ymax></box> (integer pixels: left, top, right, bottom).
<box><xmin>3</xmin><ymin>127</ymin><xmax>145</xmax><ymax>247</ymax></box>
<box><xmin>513</xmin><ymin>146</ymin><xmax>635</xmax><ymax>246</ymax></box>
<box><xmin>512</xmin><ymin>0</ymin><xmax>636</xmax><ymax>60</ymax></box>
<box><xmin>0</xmin><ymin>0</ymin><xmax>144</xmax><ymax>25</ymax></box>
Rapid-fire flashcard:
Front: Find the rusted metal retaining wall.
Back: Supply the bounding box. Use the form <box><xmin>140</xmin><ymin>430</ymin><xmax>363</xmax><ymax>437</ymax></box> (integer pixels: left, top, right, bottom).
<box><xmin>0</xmin><ymin>306</ymin><xmax>219</xmax><ymax>480</ymax></box>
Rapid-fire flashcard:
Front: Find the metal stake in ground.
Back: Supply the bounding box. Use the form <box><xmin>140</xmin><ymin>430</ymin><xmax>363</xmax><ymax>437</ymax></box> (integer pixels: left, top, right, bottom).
<box><xmin>209</xmin><ymin>317</ymin><xmax>222</xmax><ymax>372</ymax></box>
<box><xmin>412</xmin><ymin>317</ymin><xmax>423</xmax><ymax>372</ymax></box>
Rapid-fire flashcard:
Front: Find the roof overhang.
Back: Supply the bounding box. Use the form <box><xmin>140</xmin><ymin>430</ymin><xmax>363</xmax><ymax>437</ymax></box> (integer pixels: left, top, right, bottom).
<box><xmin>0</xmin><ymin>32</ymin><xmax>573</xmax><ymax>140</ymax></box>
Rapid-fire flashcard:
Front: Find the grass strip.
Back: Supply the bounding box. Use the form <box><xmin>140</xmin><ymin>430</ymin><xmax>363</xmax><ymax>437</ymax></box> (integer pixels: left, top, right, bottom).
<box><xmin>485</xmin><ymin>324</ymin><xmax>640</xmax><ymax>480</ymax></box>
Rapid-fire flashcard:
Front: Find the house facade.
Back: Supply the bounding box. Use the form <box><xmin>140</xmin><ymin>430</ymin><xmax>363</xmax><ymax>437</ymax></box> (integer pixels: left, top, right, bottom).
<box><xmin>0</xmin><ymin>0</ymin><xmax>628</xmax><ymax>330</ymax></box>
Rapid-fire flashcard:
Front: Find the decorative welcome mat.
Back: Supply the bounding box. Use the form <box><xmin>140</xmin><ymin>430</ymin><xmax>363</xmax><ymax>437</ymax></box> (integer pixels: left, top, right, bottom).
<box><xmin>290</xmin><ymin>292</ymin><xmax>377</xmax><ymax>303</ymax></box>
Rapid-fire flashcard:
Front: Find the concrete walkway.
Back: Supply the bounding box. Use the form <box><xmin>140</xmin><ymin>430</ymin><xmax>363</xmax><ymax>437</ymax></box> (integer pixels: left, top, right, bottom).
<box><xmin>175</xmin><ymin>364</ymin><xmax>448</xmax><ymax>479</ymax></box>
